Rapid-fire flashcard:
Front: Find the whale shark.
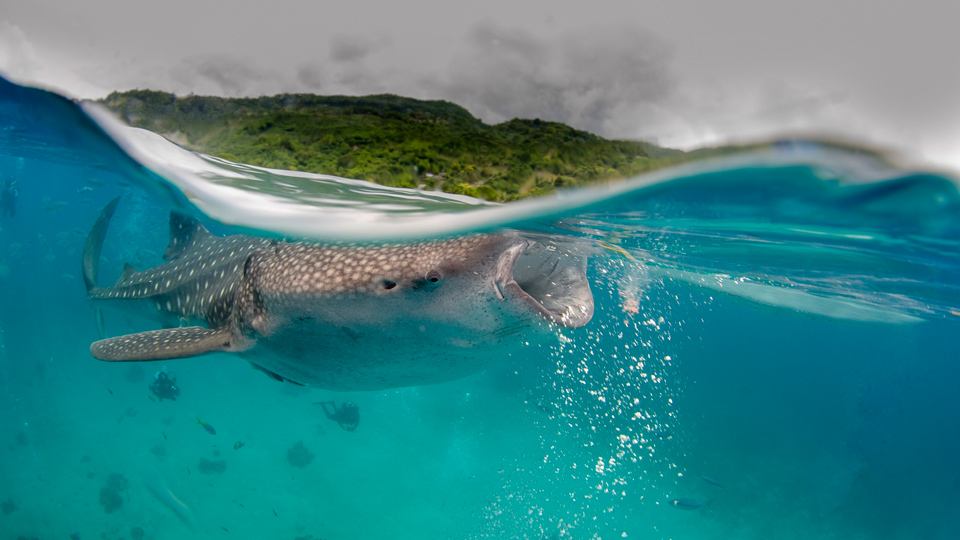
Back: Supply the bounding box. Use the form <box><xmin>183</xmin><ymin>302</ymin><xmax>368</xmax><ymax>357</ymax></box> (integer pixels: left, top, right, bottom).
<box><xmin>83</xmin><ymin>198</ymin><xmax>594</xmax><ymax>390</ymax></box>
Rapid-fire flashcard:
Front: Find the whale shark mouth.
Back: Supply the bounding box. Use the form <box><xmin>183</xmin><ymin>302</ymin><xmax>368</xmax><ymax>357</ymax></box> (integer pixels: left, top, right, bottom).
<box><xmin>495</xmin><ymin>240</ymin><xmax>595</xmax><ymax>329</ymax></box>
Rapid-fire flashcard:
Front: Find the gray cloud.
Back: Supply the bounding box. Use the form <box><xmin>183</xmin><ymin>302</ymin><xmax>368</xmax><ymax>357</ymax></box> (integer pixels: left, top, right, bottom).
<box><xmin>169</xmin><ymin>55</ymin><xmax>284</xmax><ymax>97</ymax></box>
<box><xmin>296</xmin><ymin>64</ymin><xmax>323</xmax><ymax>90</ymax></box>
<box><xmin>429</xmin><ymin>21</ymin><xmax>675</xmax><ymax>139</ymax></box>
<box><xmin>329</xmin><ymin>34</ymin><xmax>391</xmax><ymax>64</ymax></box>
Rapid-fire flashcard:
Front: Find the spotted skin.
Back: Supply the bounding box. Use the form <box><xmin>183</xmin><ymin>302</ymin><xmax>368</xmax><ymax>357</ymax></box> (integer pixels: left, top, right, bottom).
<box><xmin>90</xmin><ymin>326</ymin><xmax>234</xmax><ymax>361</ymax></box>
<box><xmin>84</xmin><ymin>200</ymin><xmax>594</xmax><ymax>390</ymax></box>
<box><xmin>89</xmin><ymin>234</ymin><xmax>270</xmax><ymax>326</ymax></box>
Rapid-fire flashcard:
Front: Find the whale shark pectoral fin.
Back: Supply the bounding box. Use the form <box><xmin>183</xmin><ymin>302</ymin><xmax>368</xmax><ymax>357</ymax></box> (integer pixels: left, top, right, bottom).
<box><xmin>90</xmin><ymin>326</ymin><xmax>246</xmax><ymax>361</ymax></box>
<box><xmin>249</xmin><ymin>362</ymin><xmax>305</xmax><ymax>385</ymax></box>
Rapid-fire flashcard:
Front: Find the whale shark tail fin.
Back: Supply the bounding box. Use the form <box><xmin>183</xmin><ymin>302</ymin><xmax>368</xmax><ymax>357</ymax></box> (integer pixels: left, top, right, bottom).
<box><xmin>82</xmin><ymin>196</ymin><xmax>121</xmax><ymax>293</ymax></box>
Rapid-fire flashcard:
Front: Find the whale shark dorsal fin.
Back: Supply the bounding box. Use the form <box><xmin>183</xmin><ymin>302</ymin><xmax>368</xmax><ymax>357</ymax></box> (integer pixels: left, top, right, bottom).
<box><xmin>163</xmin><ymin>211</ymin><xmax>213</xmax><ymax>261</ymax></box>
<box><xmin>117</xmin><ymin>263</ymin><xmax>139</xmax><ymax>284</ymax></box>
<box><xmin>90</xmin><ymin>326</ymin><xmax>241</xmax><ymax>361</ymax></box>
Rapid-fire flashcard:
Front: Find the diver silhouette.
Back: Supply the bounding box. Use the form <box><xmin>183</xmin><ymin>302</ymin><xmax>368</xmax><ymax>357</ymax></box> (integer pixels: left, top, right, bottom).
<box><xmin>150</xmin><ymin>369</ymin><xmax>180</xmax><ymax>401</ymax></box>
<box><xmin>316</xmin><ymin>401</ymin><xmax>360</xmax><ymax>431</ymax></box>
<box><xmin>0</xmin><ymin>178</ymin><xmax>18</xmax><ymax>220</ymax></box>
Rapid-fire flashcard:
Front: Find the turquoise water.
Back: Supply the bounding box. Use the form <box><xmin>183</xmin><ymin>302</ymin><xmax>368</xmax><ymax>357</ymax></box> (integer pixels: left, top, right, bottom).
<box><xmin>2</xmin><ymin>76</ymin><xmax>960</xmax><ymax>539</ymax></box>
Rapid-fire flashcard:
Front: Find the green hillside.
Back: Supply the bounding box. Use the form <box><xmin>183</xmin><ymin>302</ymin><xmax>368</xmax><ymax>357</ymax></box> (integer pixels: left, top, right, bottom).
<box><xmin>98</xmin><ymin>90</ymin><xmax>686</xmax><ymax>201</ymax></box>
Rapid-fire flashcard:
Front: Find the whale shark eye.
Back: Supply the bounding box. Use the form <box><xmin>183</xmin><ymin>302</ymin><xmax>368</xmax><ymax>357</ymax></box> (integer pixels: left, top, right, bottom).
<box><xmin>425</xmin><ymin>270</ymin><xmax>443</xmax><ymax>284</ymax></box>
<box><xmin>383</xmin><ymin>280</ymin><xmax>397</xmax><ymax>290</ymax></box>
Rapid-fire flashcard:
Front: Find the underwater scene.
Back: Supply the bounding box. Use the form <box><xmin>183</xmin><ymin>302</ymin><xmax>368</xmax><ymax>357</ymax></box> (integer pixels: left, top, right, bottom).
<box><xmin>2</xmin><ymin>76</ymin><xmax>960</xmax><ymax>540</ymax></box>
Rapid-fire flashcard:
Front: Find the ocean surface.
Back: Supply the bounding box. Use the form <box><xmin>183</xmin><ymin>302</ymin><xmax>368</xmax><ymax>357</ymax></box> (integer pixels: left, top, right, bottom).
<box><xmin>2</xmin><ymin>75</ymin><xmax>960</xmax><ymax>540</ymax></box>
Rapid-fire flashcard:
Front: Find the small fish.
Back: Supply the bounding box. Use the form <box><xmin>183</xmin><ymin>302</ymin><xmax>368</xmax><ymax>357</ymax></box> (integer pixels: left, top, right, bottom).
<box><xmin>43</xmin><ymin>201</ymin><xmax>67</xmax><ymax>212</ymax></box>
<box><xmin>671</xmin><ymin>498</ymin><xmax>709</xmax><ymax>511</ymax></box>
<box><xmin>699</xmin><ymin>475</ymin><xmax>724</xmax><ymax>488</ymax></box>
<box><xmin>196</xmin><ymin>417</ymin><xmax>217</xmax><ymax>435</ymax></box>
<box><xmin>107</xmin><ymin>388</ymin><xmax>113</xmax><ymax>395</ymax></box>
<box><xmin>221</xmin><ymin>526</ymin><xmax>229</xmax><ymax>532</ymax></box>
<box><xmin>162</xmin><ymin>431</ymin><xmax>167</xmax><ymax>440</ymax></box>
<box><xmin>272</xmin><ymin>508</ymin><xmax>278</xmax><ymax>517</ymax></box>
<box><xmin>233</xmin><ymin>441</ymin><xmax>245</xmax><ymax>450</ymax></box>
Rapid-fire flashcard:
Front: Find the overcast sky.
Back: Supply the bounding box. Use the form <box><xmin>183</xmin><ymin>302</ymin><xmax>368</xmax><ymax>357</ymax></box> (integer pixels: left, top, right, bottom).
<box><xmin>2</xmin><ymin>0</ymin><xmax>959</xmax><ymax>170</ymax></box>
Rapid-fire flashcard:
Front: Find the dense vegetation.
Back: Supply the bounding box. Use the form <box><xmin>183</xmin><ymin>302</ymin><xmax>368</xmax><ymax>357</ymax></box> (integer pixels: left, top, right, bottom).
<box><xmin>99</xmin><ymin>90</ymin><xmax>686</xmax><ymax>201</ymax></box>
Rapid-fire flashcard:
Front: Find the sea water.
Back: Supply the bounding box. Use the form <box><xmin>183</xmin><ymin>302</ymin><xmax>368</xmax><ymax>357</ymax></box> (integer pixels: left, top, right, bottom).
<box><xmin>1</xmin><ymin>76</ymin><xmax>959</xmax><ymax>540</ymax></box>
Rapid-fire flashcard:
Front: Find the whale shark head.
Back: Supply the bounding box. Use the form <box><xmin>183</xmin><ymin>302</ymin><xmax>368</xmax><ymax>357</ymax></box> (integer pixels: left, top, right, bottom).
<box><xmin>242</xmin><ymin>235</ymin><xmax>593</xmax><ymax>332</ymax></box>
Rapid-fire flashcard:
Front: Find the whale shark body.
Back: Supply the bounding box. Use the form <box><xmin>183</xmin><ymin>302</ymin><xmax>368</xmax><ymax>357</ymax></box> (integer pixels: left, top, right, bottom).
<box><xmin>83</xmin><ymin>198</ymin><xmax>594</xmax><ymax>390</ymax></box>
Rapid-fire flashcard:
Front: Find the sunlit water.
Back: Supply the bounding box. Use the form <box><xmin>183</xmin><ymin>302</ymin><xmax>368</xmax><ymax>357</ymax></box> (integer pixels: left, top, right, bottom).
<box><xmin>2</xmin><ymin>76</ymin><xmax>960</xmax><ymax>540</ymax></box>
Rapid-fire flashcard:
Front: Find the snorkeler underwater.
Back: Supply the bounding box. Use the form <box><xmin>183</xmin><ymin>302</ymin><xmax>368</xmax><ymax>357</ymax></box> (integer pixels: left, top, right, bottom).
<box><xmin>2</xmin><ymin>2</ymin><xmax>960</xmax><ymax>536</ymax></box>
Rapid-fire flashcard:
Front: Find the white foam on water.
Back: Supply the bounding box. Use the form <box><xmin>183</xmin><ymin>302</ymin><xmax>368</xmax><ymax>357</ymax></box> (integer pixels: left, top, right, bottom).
<box><xmin>79</xmin><ymin>100</ymin><xmax>949</xmax><ymax>243</ymax></box>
